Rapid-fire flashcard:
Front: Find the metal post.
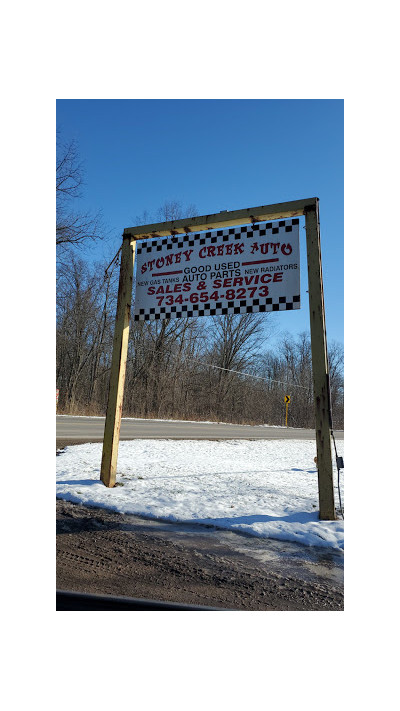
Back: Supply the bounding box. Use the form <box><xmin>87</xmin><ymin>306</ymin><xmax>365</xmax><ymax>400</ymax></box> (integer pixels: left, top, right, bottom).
<box><xmin>100</xmin><ymin>235</ymin><xmax>136</xmax><ymax>487</ymax></box>
<box><xmin>304</xmin><ymin>200</ymin><xmax>336</xmax><ymax>520</ymax></box>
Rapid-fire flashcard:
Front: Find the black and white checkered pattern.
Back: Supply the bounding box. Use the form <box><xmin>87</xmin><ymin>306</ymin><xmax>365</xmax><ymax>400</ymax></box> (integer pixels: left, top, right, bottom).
<box><xmin>134</xmin><ymin>219</ymin><xmax>300</xmax><ymax>321</ymax></box>
<box><xmin>135</xmin><ymin>219</ymin><xmax>299</xmax><ymax>258</ymax></box>
<box><xmin>135</xmin><ymin>296</ymin><xmax>300</xmax><ymax>321</ymax></box>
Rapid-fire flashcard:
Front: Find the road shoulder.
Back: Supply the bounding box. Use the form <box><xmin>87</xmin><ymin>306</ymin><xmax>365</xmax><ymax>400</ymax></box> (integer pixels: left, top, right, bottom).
<box><xmin>56</xmin><ymin>499</ymin><xmax>343</xmax><ymax>611</ymax></box>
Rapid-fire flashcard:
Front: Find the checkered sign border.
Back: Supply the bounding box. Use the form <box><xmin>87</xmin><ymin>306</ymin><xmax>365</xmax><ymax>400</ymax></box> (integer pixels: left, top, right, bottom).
<box><xmin>134</xmin><ymin>218</ymin><xmax>300</xmax><ymax>321</ymax></box>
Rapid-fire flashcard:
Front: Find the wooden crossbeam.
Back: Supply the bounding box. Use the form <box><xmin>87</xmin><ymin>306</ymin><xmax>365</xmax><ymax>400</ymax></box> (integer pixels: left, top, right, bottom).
<box><xmin>123</xmin><ymin>197</ymin><xmax>317</xmax><ymax>239</ymax></box>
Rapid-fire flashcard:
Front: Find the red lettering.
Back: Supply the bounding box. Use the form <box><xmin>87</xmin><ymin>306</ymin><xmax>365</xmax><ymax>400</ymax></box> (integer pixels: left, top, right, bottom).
<box><xmin>273</xmin><ymin>272</ymin><xmax>283</xmax><ymax>282</ymax></box>
<box><xmin>148</xmin><ymin>286</ymin><xmax>155</xmax><ymax>295</ymax></box>
<box><xmin>281</xmin><ymin>243</ymin><xmax>292</xmax><ymax>255</ymax></box>
<box><xmin>143</xmin><ymin>250</ymin><xmax>196</xmax><ymax>273</ymax></box>
<box><xmin>222</xmin><ymin>278</ymin><xmax>232</xmax><ymax>287</ymax></box>
<box><xmin>199</xmin><ymin>242</ymin><xmax>245</xmax><ymax>258</ymax></box>
<box><xmin>261</xmin><ymin>274</ymin><xmax>271</xmax><ymax>283</ymax></box>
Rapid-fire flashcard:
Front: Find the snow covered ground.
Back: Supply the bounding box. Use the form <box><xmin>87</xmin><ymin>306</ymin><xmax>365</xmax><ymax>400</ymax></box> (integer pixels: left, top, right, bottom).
<box><xmin>56</xmin><ymin>438</ymin><xmax>344</xmax><ymax>550</ymax></box>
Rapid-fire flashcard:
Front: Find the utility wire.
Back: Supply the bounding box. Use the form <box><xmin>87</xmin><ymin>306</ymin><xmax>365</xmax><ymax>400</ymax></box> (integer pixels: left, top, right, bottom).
<box><xmin>326</xmin><ymin>373</ymin><xmax>344</xmax><ymax>519</ymax></box>
<box><xmin>331</xmin><ymin>431</ymin><xmax>344</xmax><ymax>518</ymax></box>
<box><xmin>192</xmin><ymin>357</ymin><xmax>309</xmax><ymax>390</ymax></box>
<box><xmin>104</xmin><ymin>245</ymin><xmax>122</xmax><ymax>279</ymax></box>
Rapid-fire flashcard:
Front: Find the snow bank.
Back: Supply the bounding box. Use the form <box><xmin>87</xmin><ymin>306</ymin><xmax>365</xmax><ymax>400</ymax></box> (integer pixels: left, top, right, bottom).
<box><xmin>56</xmin><ymin>439</ymin><xmax>344</xmax><ymax>550</ymax></box>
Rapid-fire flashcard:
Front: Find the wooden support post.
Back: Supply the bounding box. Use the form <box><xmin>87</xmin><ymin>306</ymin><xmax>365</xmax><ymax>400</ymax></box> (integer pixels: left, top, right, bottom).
<box><xmin>100</xmin><ymin>235</ymin><xmax>136</xmax><ymax>487</ymax></box>
<box><xmin>305</xmin><ymin>200</ymin><xmax>336</xmax><ymax>520</ymax></box>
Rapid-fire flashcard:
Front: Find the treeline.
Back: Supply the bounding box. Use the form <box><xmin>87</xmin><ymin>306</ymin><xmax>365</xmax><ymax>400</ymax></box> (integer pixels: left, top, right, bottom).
<box><xmin>56</xmin><ymin>255</ymin><xmax>344</xmax><ymax>429</ymax></box>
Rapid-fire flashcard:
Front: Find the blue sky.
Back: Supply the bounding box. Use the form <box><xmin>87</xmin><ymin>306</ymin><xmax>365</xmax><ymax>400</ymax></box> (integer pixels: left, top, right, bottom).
<box><xmin>57</xmin><ymin>99</ymin><xmax>343</xmax><ymax>346</ymax></box>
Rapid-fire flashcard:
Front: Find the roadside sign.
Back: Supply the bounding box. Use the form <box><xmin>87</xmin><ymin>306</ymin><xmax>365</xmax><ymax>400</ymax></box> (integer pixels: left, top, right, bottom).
<box><xmin>285</xmin><ymin>394</ymin><xmax>291</xmax><ymax>427</ymax></box>
<box><xmin>134</xmin><ymin>218</ymin><xmax>300</xmax><ymax>321</ymax></box>
<box><xmin>102</xmin><ymin>198</ymin><xmax>337</xmax><ymax>521</ymax></box>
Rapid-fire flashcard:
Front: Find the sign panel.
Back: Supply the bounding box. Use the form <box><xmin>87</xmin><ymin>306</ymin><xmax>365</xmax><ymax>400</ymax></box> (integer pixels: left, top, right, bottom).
<box><xmin>133</xmin><ymin>218</ymin><xmax>300</xmax><ymax>321</ymax></box>
<box><xmin>285</xmin><ymin>395</ymin><xmax>291</xmax><ymax>404</ymax></box>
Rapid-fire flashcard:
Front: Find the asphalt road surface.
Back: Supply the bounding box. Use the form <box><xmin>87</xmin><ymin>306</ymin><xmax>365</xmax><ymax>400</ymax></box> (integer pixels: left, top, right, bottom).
<box><xmin>57</xmin><ymin>415</ymin><xmax>344</xmax><ymax>442</ymax></box>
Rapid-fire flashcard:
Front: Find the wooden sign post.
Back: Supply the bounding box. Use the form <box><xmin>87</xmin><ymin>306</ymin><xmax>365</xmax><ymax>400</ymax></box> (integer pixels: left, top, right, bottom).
<box><xmin>100</xmin><ymin>197</ymin><xmax>336</xmax><ymax>520</ymax></box>
<box><xmin>304</xmin><ymin>202</ymin><xmax>335</xmax><ymax>519</ymax></box>
<box><xmin>100</xmin><ymin>236</ymin><xmax>136</xmax><ymax>487</ymax></box>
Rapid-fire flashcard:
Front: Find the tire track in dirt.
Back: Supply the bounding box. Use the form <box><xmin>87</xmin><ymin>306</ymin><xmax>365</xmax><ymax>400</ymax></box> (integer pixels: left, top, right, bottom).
<box><xmin>57</xmin><ymin>499</ymin><xmax>343</xmax><ymax>611</ymax></box>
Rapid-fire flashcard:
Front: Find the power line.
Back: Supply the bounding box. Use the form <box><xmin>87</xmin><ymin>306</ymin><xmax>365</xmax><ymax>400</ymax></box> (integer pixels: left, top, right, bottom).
<box><xmin>192</xmin><ymin>357</ymin><xmax>309</xmax><ymax>390</ymax></box>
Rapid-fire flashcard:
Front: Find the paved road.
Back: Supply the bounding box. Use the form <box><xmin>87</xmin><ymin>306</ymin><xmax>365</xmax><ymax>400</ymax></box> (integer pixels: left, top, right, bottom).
<box><xmin>56</xmin><ymin>415</ymin><xmax>344</xmax><ymax>441</ymax></box>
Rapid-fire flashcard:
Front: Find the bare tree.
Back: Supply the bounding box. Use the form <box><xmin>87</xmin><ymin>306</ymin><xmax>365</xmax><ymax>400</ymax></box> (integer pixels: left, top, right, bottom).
<box><xmin>56</xmin><ymin>256</ymin><xmax>118</xmax><ymax>412</ymax></box>
<box><xmin>204</xmin><ymin>314</ymin><xmax>265</xmax><ymax>419</ymax></box>
<box><xmin>156</xmin><ymin>200</ymin><xmax>198</xmax><ymax>222</ymax></box>
<box><xmin>327</xmin><ymin>340</ymin><xmax>344</xmax><ymax>427</ymax></box>
<box><xmin>56</xmin><ymin>135</ymin><xmax>103</xmax><ymax>253</ymax></box>
<box><xmin>134</xmin><ymin>199</ymin><xmax>198</xmax><ymax>226</ymax></box>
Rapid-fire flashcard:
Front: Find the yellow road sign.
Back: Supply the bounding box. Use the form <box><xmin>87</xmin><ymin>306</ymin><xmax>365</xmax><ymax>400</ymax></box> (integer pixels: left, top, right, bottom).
<box><xmin>285</xmin><ymin>395</ymin><xmax>291</xmax><ymax>404</ymax></box>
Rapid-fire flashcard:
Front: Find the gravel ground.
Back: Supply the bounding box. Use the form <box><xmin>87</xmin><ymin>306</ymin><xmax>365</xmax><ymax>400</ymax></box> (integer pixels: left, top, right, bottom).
<box><xmin>56</xmin><ymin>497</ymin><xmax>344</xmax><ymax>611</ymax></box>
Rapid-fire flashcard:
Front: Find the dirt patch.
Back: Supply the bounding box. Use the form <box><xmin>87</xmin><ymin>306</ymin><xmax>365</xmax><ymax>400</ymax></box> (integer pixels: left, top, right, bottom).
<box><xmin>56</xmin><ymin>499</ymin><xmax>343</xmax><ymax>611</ymax></box>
